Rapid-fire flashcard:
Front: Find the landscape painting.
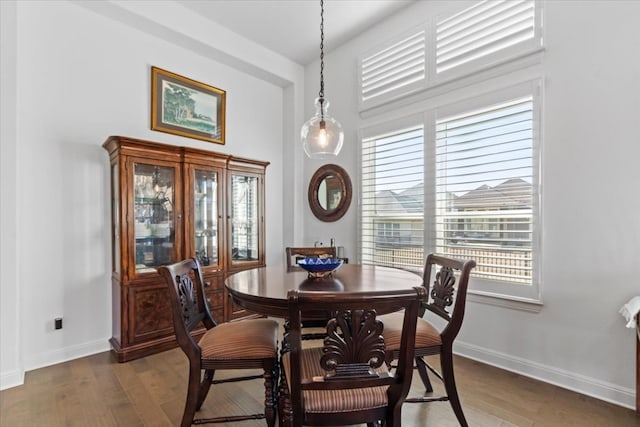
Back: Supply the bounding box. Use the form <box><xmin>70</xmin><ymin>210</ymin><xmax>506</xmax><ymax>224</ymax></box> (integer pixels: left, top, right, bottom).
<box><xmin>151</xmin><ymin>66</ymin><xmax>226</xmax><ymax>144</ymax></box>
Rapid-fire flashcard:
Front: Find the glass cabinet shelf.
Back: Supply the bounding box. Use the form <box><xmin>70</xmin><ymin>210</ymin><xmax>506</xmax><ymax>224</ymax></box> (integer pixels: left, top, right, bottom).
<box><xmin>193</xmin><ymin>169</ymin><xmax>220</xmax><ymax>268</ymax></box>
<box><xmin>133</xmin><ymin>163</ymin><xmax>175</xmax><ymax>271</ymax></box>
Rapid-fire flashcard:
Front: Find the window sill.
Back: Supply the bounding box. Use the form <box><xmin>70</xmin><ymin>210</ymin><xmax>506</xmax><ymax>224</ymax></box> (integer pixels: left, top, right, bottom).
<box><xmin>467</xmin><ymin>290</ymin><xmax>543</xmax><ymax>313</ymax></box>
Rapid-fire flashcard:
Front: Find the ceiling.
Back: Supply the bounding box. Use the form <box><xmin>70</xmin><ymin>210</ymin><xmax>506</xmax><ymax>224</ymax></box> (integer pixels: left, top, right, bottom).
<box><xmin>180</xmin><ymin>0</ymin><xmax>416</xmax><ymax>65</ymax></box>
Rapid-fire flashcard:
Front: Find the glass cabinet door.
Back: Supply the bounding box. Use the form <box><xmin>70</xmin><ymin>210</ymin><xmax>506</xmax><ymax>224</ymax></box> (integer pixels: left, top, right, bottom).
<box><xmin>193</xmin><ymin>169</ymin><xmax>220</xmax><ymax>268</ymax></box>
<box><xmin>230</xmin><ymin>174</ymin><xmax>260</xmax><ymax>264</ymax></box>
<box><xmin>133</xmin><ymin>162</ymin><xmax>176</xmax><ymax>273</ymax></box>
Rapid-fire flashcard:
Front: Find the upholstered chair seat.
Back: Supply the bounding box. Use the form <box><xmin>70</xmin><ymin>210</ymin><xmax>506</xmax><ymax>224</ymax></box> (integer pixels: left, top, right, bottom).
<box><xmin>198</xmin><ymin>319</ymin><xmax>278</xmax><ymax>360</ymax></box>
<box><xmin>380</xmin><ymin>312</ymin><xmax>442</xmax><ymax>350</ymax></box>
<box><xmin>282</xmin><ymin>347</ymin><xmax>389</xmax><ymax>414</ymax></box>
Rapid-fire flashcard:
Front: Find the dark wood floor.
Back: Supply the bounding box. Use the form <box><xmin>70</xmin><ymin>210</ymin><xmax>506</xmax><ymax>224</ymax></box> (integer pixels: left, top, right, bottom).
<box><xmin>1</xmin><ymin>347</ymin><xmax>638</xmax><ymax>426</ymax></box>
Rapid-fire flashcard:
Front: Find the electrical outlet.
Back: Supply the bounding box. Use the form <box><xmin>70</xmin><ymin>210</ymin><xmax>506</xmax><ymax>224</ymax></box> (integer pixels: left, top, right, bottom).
<box><xmin>54</xmin><ymin>317</ymin><xmax>63</xmax><ymax>330</ymax></box>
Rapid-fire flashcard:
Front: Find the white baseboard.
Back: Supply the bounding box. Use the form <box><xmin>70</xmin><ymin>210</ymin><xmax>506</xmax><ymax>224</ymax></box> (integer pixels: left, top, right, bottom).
<box><xmin>24</xmin><ymin>337</ymin><xmax>111</xmax><ymax>374</ymax></box>
<box><xmin>0</xmin><ymin>368</ymin><xmax>25</xmax><ymax>391</ymax></box>
<box><xmin>455</xmin><ymin>340</ymin><xmax>635</xmax><ymax>410</ymax></box>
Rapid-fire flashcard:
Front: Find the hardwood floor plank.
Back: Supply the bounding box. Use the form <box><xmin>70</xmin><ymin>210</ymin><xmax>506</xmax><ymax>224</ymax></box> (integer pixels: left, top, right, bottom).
<box><xmin>1</xmin><ymin>348</ymin><xmax>637</xmax><ymax>426</ymax></box>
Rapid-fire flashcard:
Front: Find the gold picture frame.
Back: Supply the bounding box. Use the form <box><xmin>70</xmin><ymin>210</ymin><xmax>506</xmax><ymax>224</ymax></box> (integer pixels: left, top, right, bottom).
<box><xmin>151</xmin><ymin>66</ymin><xmax>226</xmax><ymax>145</ymax></box>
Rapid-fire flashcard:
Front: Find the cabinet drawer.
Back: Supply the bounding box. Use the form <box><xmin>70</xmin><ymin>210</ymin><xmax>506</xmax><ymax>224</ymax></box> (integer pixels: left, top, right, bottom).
<box><xmin>210</xmin><ymin>307</ymin><xmax>224</xmax><ymax>323</ymax></box>
<box><xmin>202</xmin><ymin>274</ymin><xmax>224</xmax><ymax>291</ymax></box>
<box><xmin>128</xmin><ymin>284</ymin><xmax>174</xmax><ymax>344</ymax></box>
<box><xmin>205</xmin><ymin>290</ymin><xmax>224</xmax><ymax>309</ymax></box>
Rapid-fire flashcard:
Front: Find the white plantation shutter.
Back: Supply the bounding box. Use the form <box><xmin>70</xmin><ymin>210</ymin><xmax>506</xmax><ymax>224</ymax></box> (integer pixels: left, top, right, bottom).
<box><xmin>358</xmin><ymin>1</ymin><xmax>544</xmax><ymax>302</ymax></box>
<box><xmin>361</xmin><ymin>127</ymin><xmax>424</xmax><ymax>271</ymax></box>
<box><xmin>435</xmin><ymin>96</ymin><xmax>535</xmax><ymax>284</ymax></box>
<box><xmin>360</xmin><ymin>31</ymin><xmax>426</xmax><ymax>105</ymax></box>
<box><xmin>230</xmin><ymin>174</ymin><xmax>259</xmax><ymax>261</ymax></box>
<box><xmin>359</xmin><ymin>1</ymin><xmax>542</xmax><ymax>111</ymax></box>
<box><xmin>436</xmin><ymin>0</ymin><xmax>537</xmax><ymax>74</ymax></box>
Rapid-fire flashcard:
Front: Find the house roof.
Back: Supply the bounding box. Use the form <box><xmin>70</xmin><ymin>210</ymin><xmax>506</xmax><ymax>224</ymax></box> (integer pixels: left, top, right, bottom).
<box><xmin>375</xmin><ymin>184</ymin><xmax>423</xmax><ymax>214</ymax></box>
<box><xmin>453</xmin><ymin>178</ymin><xmax>532</xmax><ymax>210</ymax></box>
<box><xmin>373</xmin><ymin>178</ymin><xmax>531</xmax><ymax>214</ymax></box>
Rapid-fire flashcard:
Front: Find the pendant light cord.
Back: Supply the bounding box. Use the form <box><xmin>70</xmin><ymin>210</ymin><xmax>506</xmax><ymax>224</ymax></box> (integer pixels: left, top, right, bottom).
<box><xmin>319</xmin><ymin>0</ymin><xmax>325</xmax><ymax>121</ymax></box>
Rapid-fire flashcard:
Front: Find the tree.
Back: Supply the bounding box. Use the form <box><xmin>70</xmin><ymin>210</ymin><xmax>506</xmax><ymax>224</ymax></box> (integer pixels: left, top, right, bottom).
<box><xmin>163</xmin><ymin>83</ymin><xmax>196</xmax><ymax>124</ymax></box>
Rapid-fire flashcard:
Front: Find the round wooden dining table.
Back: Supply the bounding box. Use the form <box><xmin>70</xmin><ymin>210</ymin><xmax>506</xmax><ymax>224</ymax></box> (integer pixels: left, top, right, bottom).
<box><xmin>225</xmin><ymin>263</ymin><xmax>424</xmax><ymax>319</ymax></box>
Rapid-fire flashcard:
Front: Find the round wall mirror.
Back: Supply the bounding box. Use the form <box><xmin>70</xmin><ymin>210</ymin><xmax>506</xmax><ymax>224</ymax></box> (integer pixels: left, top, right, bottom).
<box><xmin>308</xmin><ymin>164</ymin><xmax>352</xmax><ymax>222</ymax></box>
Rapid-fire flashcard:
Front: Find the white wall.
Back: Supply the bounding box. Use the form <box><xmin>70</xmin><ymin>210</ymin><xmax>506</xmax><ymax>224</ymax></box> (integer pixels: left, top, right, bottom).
<box><xmin>0</xmin><ymin>0</ymin><xmax>304</xmax><ymax>389</ymax></box>
<box><xmin>0</xmin><ymin>0</ymin><xmax>21</xmax><ymax>390</ymax></box>
<box><xmin>303</xmin><ymin>0</ymin><xmax>640</xmax><ymax>408</ymax></box>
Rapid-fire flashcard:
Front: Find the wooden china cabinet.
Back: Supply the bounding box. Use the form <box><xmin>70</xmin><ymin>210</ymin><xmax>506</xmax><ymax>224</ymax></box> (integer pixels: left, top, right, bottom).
<box><xmin>103</xmin><ymin>136</ymin><xmax>268</xmax><ymax>362</ymax></box>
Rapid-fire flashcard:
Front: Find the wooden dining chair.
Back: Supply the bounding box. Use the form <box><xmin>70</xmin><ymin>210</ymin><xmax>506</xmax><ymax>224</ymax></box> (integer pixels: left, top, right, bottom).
<box><xmin>381</xmin><ymin>253</ymin><xmax>476</xmax><ymax>427</ymax></box>
<box><xmin>285</xmin><ymin>246</ymin><xmax>337</xmax><ymax>271</ymax></box>
<box><xmin>280</xmin><ymin>286</ymin><xmax>427</xmax><ymax>427</ymax></box>
<box><xmin>158</xmin><ymin>258</ymin><xmax>279</xmax><ymax>427</ymax></box>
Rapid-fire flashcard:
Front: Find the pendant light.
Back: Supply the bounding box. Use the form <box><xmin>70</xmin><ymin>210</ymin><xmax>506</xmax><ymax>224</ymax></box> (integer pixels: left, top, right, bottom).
<box><xmin>301</xmin><ymin>0</ymin><xmax>344</xmax><ymax>159</ymax></box>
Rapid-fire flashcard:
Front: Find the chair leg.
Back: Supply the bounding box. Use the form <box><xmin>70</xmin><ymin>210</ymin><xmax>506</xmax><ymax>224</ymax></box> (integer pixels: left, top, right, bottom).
<box><xmin>196</xmin><ymin>369</ymin><xmax>214</xmax><ymax>411</ymax></box>
<box><xmin>415</xmin><ymin>356</ymin><xmax>434</xmax><ymax>393</ymax></box>
<box><xmin>390</xmin><ymin>407</ymin><xmax>401</xmax><ymax>427</ymax></box>
<box><xmin>181</xmin><ymin>364</ymin><xmax>202</xmax><ymax>427</ymax></box>
<box><xmin>440</xmin><ymin>350</ymin><xmax>468</xmax><ymax>427</ymax></box>
<box><xmin>278</xmin><ymin>376</ymin><xmax>292</xmax><ymax>427</ymax></box>
<box><xmin>264</xmin><ymin>360</ymin><xmax>278</xmax><ymax>427</ymax></box>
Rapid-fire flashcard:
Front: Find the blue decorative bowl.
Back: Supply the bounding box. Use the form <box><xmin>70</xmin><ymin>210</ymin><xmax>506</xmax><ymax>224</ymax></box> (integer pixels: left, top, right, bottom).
<box><xmin>297</xmin><ymin>257</ymin><xmax>343</xmax><ymax>278</ymax></box>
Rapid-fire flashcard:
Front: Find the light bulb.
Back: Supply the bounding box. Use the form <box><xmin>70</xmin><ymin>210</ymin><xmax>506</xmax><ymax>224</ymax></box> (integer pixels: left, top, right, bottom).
<box><xmin>318</xmin><ymin>123</ymin><xmax>328</xmax><ymax>147</ymax></box>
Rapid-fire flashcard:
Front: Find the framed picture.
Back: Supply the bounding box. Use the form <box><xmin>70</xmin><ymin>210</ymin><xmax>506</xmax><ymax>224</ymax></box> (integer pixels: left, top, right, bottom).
<box><xmin>151</xmin><ymin>66</ymin><xmax>226</xmax><ymax>145</ymax></box>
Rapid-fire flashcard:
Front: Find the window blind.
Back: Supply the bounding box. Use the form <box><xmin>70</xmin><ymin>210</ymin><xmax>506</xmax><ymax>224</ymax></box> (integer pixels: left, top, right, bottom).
<box><xmin>361</xmin><ymin>127</ymin><xmax>424</xmax><ymax>271</ymax></box>
<box><xmin>435</xmin><ymin>96</ymin><xmax>534</xmax><ymax>284</ymax></box>
<box><xmin>360</xmin><ymin>31</ymin><xmax>426</xmax><ymax>103</ymax></box>
<box><xmin>230</xmin><ymin>175</ymin><xmax>258</xmax><ymax>261</ymax></box>
<box><xmin>436</xmin><ymin>0</ymin><xmax>536</xmax><ymax>73</ymax></box>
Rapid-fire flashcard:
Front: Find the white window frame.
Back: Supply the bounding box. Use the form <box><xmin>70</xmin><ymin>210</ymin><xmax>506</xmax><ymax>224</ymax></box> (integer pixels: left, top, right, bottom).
<box><xmin>358</xmin><ymin>80</ymin><xmax>543</xmax><ymax>310</ymax></box>
<box><xmin>428</xmin><ymin>80</ymin><xmax>543</xmax><ymax>306</ymax></box>
<box><xmin>359</xmin><ymin>114</ymin><xmax>426</xmax><ymax>271</ymax></box>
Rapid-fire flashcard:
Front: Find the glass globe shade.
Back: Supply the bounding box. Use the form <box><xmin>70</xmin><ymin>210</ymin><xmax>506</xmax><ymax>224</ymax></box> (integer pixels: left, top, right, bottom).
<box><xmin>301</xmin><ymin>98</ymin><xmax>344</xmax><ymax>159</ymax></box>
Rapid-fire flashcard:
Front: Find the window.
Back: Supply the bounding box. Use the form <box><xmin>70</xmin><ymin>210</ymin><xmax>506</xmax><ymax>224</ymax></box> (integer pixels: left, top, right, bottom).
<box><xmin>377</xmin><ymin>223</ymin><xmax>400</xmax><ymax>243</ymax></box>
<box><xmin>359</xmin><ymin>30</ymin><xmax>426</xmax><ymax>108</ymax></box>
<box><xmin>436</xmin><ymin>0</ymin><xmax>538</xmax><ymax>74</ymax></box>
<box><xmin>358</xmin><ymin>1</ymin><xmax>543</xmax><ymax>304</ymax></box>
<box><xmin>361</xmin><ymin>126</ymin><xmax>424</xmax><ymax>271</ymax></box>
<box><xmin>360</xmin><ymin>84</ymin><xmax>540</xmax><ymax>302</ymax></box>
<box><xmin>435</xmin><ymin>96</ymin><xmax>535</xmax><ymax>285</ymax></box>
<box><xmin>358</xmin><ymin>0</ymin><xmax>542</xmax><ymax>111</ymax></box>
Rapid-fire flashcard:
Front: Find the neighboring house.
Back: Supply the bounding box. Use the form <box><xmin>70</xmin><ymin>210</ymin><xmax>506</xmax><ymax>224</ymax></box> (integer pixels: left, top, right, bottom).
<box><xmin>374</xmin><ymin>184</ymin><xmax>423</xmax><ymax>246</ymax></box>
<box><xmin>447</xmin><ymin>178</ymin><xmax>532</xmax><ymax>247</ymax></box>
<box><xmin>374</xmin><ymin>178</ymin><xmax>532</xmax><ymax>247</ymax></box>
<box><xmin>373</xmin><ymin>178</ymin><xmax>533</xmax><ymax>281</ymax></box>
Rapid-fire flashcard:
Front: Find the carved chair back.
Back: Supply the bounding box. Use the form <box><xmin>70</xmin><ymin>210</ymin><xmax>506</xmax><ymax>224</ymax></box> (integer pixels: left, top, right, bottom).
<box><xmin>422</xmin><ymin>253</ymin><xmax>476</xmax><ymax>345</ymax></box>
<box><xmin>284</xmin><ymin>286</ymin><xmax>426</xmax><ymax>426</ymax></box>
<box><xmin>158</xmin><ymin>257</ymin><xmax>216</xmax><ymax>356</ymax></box>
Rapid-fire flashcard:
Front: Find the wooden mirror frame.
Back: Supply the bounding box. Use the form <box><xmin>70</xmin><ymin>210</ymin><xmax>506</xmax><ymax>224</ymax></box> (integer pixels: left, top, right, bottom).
<box><xmin>308</xmin><ymin>164</ymin><xmax>352</xmax><ymax>222</ymax></box>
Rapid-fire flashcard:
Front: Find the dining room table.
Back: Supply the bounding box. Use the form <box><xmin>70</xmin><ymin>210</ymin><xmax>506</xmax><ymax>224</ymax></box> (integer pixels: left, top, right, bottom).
<box><xmin>225</xmin><ymin>262</ymin><xmax>426</xmax><ymax>420</ymax></box>
<box><xmin>224</xmin><ymin>263</ymin><xmax>424</xmax><ymax>320</ymax></box>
